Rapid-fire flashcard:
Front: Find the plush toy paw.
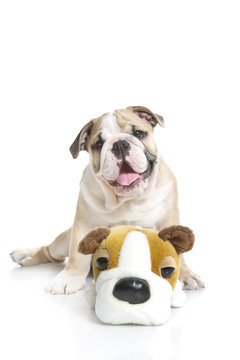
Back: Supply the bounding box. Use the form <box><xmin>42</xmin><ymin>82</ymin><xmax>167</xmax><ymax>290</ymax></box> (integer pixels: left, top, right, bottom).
<box><xmin>86</xmin><ymin>280</ymin><xmax>97</xmax><ymax>309</ymax></box>
<box><xmin>171</xmin><ymin>281</ymin><xmax>186</xmax><ymax>307</ymax></box>
<box><xmin>45</xmin><ymin>270</ymin><xmax>86</xmax><ymax>295</ymax></box>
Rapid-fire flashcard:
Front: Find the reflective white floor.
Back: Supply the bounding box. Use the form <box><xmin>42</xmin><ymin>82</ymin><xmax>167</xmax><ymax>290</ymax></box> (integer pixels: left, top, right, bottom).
<box><xmin>3</xmin><ymin>255</ymin><xmax>239</xmax><ymax>360</ymax></box>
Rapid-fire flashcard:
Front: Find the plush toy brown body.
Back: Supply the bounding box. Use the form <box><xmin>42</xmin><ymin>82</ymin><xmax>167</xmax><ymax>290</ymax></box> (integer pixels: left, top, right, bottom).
<box><xmin>80</xmin><ymin>225</ymin><xmax>194</xmax><ymax>325</ymax></box>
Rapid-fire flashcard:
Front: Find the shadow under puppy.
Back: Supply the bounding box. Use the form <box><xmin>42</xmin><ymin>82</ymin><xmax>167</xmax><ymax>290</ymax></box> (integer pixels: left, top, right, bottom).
<box><xmin>80</xmin><ymin>225</ymin><xmax>194</xmax><ymax>325</ymax></box>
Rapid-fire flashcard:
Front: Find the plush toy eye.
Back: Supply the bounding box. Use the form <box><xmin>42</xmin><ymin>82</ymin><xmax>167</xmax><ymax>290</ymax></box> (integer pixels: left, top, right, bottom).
<box><xmin>161</xmin><ymin>267</ymin><xmax>175</xmax><ymax>278</ymax></box>
<box><xmin>96</xmin><ymin>257</ymin><xmax>109</xmax><ymax>270</ymax></box>
<box><xmin>133</xmin><ymin>130</ymin><xmax>147</xmax><ymax>139</ymax></box>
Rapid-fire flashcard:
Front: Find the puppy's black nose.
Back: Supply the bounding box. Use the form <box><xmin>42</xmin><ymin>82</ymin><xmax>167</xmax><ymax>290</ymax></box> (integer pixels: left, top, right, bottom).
<box><xmin>113</xmin><ymin>277</ymin><xmax>150</xmax><ymax>304</ymax></box>
<box><xmin>112</xmin><ymin>140</ymin><xmax>130</xmax><ymax>158</ymax></box>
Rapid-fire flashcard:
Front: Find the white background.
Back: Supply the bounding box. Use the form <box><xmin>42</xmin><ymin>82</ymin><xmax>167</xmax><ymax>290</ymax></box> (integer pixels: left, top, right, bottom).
<box><xmin>1</xmin><ymin>1</ymin><xmax>240</xmax><ymax>359</ymax></box>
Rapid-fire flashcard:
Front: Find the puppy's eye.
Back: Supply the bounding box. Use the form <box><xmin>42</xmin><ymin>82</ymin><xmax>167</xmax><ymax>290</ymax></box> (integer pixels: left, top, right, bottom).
<box><xmin>133</xmin><ymin>130</ymin><xmax>147</xmax><ymax>139</ymax></box>
<box><xmin>161</xmin><ymin>267</ymin><xmax>175</xmax><ymax>278</ymax></box>
<box><xmin>92</xmin><ymin>139</ymin><xmax>103</xmax><ymax>150</ymax></box>
<box><xmin>95</xmin><ymin>139</ymin><xmax>103</xmax><ymax>149</ymax></box>
<box><xmin>96</xmin><ymin>257</ymin><xmax>109</xmax><ymax>270</ymax></box>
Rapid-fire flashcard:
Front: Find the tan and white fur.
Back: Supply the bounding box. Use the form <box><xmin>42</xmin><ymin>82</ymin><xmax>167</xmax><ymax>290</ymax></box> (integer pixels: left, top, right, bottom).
<box><xmin>10</xmin><ymin>106</ymin><xmax>204</xmax><ymax>294</ymax></box>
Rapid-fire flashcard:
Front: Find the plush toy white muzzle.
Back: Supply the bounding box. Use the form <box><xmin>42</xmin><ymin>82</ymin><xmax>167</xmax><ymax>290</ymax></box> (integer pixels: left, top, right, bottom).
<box><xmin>79</xmin><ymin>225</ymin><xmax>195</xmax><ymax>326</ymax></box>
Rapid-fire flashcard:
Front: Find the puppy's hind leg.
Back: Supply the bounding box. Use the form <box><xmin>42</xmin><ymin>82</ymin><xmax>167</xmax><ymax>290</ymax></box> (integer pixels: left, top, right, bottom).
<box><xmin>10</xmin><ymin>228</ymin><xmax>71</xmax><ymax>266</ymax></box>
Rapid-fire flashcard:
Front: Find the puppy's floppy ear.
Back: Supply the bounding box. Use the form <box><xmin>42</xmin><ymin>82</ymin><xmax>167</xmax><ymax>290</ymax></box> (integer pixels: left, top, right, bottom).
<box><xmin>158</xmin><ymin>225</ymin><xmax>195</xmax><ymax>254</ymax></box>
<box><xmin>69</xmin><ymin>120</ymin><xmax>93</xmax><ymax>159</ymax></box>
<box><xmin>127</xmin><ymin>106</ymin><xmax>165</xmax><ymax>128</ymax></box>
<box><xmin>78</xmin><ymin>227</ymin><xmax>111</xmax><ymax>255</ymax></box>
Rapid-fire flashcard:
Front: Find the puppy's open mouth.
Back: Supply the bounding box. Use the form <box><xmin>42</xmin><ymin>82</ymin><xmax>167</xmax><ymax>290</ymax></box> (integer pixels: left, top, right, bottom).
<box><xmin>108</xmin><ymin>161</ymin><xmax>153</xmax><ymax>187</ymax></box>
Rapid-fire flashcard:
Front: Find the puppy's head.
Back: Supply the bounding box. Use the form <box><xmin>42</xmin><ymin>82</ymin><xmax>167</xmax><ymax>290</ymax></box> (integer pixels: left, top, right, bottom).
<box><xmin>70</xmin><ymin>106</ymin><xmax>164</xmax><ymax>196</ymax></box>
<box><xmin>79</xmin><ymin>225</ymin><xmax>194</xmax><ymax>325</ymax></box>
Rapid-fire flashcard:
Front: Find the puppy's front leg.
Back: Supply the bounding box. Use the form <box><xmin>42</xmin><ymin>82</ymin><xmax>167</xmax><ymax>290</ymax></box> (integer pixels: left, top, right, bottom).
<box><xmin>45</xmin><ymin>220</ymin><xmax>93</xmax><ymax>295</ymax></box>
<box><xmin>179</xmin><ymin>255</ymin><xmax>205</xmax><ymax>290</ymax></box>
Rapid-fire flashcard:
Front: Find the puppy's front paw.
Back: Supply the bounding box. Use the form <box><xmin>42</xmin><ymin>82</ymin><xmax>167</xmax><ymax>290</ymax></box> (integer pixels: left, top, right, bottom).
<box><xmin>45</xmin><ymin>270</ymin><xmax>86</xmax><ymax>295</ymax></box>
<box><xmin>182</xmin><ymin>273</ymin><xmax>205</xmax><ymax>290</ymax></box>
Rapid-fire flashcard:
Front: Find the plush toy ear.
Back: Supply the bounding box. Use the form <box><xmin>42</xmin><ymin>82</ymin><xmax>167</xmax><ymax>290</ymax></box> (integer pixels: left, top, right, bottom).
<box><xmin>69</xmin><ymin>120</ymin><xmax>93</xmax><ymax>158</ymax></box>
<box><xmin>158</xmin><ymin>225</ymin><xmax>194</xmax><ymax>254</ymax></box>
<box><xmin>78</xmin><ymin>227</ymin><xmax>111</xmax><ymax>255</ymax></box>
<box><xmin>127</xmin><ymin>106</ymin><xmax>165</xmax><ymax>128</ymax></box>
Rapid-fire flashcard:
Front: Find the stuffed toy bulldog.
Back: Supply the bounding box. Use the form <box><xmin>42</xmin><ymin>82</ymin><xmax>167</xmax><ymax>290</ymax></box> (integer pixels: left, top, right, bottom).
<box><xmin>79</xmin><ymin>225</ymin><xmax>195</xmax><ymax>325</ymax></box>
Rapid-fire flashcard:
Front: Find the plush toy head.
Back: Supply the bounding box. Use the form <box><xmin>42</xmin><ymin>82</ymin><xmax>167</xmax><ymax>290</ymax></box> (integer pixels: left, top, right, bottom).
<box><xmin>79</xmin><ymin>225</ymin><xmax>194</xmax><ymax>325</ymax></box>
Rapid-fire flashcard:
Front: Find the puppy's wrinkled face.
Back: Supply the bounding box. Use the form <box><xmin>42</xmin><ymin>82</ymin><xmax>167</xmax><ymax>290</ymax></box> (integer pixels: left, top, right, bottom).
<box><xmin>70</xmin><ymin>107</ymin><xmax>164</xmax><ymax>196</ymax></box>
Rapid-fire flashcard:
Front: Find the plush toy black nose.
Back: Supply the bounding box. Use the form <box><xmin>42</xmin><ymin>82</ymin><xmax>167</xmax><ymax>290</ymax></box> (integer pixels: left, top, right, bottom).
<box><xmin>113</xmin><ymin>277</ymin><xmax>150</xmax><ymax>304</ymax></box>
<box><xmin>112</xmin><ymin>140</ymin><xmax>130</xmax><ymax>158</ymax></box>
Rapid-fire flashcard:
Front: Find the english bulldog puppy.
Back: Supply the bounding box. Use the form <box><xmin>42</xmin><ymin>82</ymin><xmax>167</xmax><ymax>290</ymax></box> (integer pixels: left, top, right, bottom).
<box><xmin>10</xmin><ymin>106</ymin><xmax>204</xmax><ymax>294</ymax></box>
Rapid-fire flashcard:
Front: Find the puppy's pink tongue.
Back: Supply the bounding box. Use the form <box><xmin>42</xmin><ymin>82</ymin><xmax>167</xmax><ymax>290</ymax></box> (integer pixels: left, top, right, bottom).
<box><xmin>116</xmin><ymin>163</ymin><xmax>140</xmax><ymax>186</ymax></box>
<box><xmin>116</xmin><ymin>172</ymin><xmax>140</xmax><ymax>186</ymax></box>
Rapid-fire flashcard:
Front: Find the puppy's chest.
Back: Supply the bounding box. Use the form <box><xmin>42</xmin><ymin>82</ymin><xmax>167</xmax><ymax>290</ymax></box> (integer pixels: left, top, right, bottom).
<box><xmin>106</xmin><ymin>187</ymin><xmax>172</xmax><ymax>228</ymax></box>
<box><xmin>116</xmin><ymin>206</ymin><xmax>163</xmax><ymax>228</ymax></box>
